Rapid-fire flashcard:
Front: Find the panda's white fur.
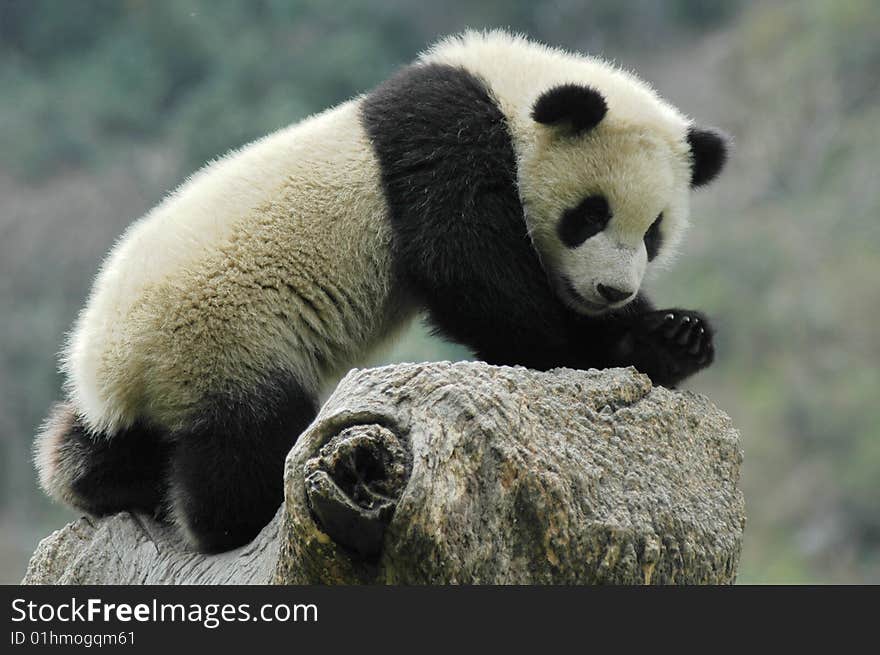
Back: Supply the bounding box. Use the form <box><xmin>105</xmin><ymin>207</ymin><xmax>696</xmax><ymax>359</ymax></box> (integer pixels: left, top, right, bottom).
<box><xmin>38</xmin><ymin>30</ymin><xmax>726</xmax><ymax>552</ymax></box>
<box><xmin>63</xmin><ymin>100</ymin><xmax>410</xmax><ymax>436</ymax></box>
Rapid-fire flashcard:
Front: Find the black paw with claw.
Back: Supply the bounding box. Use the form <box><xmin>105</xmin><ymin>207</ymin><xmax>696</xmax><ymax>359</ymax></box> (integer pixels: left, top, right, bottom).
<box><xmin>628</xmin><ymin>309</ymin><xmax>715</xmax><ymax>385</ymax></box>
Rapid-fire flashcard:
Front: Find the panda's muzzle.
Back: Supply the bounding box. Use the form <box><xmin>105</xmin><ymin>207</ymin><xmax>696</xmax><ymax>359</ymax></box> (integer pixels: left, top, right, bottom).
<box><xmin>596</xmin><ymin>284</ymin><xmax>635</xmax><ymax>304</ymax></box>
<box><xmin>560</xmin><ymin>277</ymin><xmax>638</xmax><ymax>316</ymax></box>
<box><xmin>561</xmin><ymin>278</ymin><xmax>610</xmax><ymax>313</ymax></box>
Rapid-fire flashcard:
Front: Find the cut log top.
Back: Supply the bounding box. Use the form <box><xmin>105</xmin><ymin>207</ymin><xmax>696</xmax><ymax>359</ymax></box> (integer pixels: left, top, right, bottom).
<box><xmin>23</xmin><ymin>362</ymin><xmax>745</xmax><ymax>585</ymax></box>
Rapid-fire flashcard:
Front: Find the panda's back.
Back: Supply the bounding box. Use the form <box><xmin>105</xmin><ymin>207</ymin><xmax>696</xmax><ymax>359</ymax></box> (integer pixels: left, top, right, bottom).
<box><xmin>65</xmin><ymin>99</ymin><xmax>408</xmax><ymax>434</ymax></box>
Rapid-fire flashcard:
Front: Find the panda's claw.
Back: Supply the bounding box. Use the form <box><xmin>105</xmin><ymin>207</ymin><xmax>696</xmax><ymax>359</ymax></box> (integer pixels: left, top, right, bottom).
<box><xmin>662</xmin><ymin>316</ymin><xmax>683</xmax><ymax>339</ymax></box>
<box><xmin>632</xmin><ymin>309</ymin><xmax>715</xmax><ymax>382</ymax></box>
<box><xmin>641</xmin><ymin>312</ymin><xmax>672</xmax><ymax>334</ymax></box>
<box><xmin>660</xmin><ymin>313</ymin><xmax>696</xmax><ymax>343</ymax></box>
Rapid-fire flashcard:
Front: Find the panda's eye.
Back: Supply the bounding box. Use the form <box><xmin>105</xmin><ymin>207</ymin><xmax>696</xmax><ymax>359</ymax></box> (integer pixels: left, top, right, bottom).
<box><xmin>644</xmin><ymin>212</ymin><xmax>663</xmax><ymax>261</ymax></box>
<box><xmin>557</xmin><ymin>195</ymin><xmax>611</xmax><ymax>248</ymax></box>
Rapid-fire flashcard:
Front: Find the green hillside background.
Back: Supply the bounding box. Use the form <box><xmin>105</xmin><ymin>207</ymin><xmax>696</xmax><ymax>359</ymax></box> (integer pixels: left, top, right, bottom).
<box><xmin>1</xmin><ymin>0</ymin><xmax>878</xmax><ymax>583</ymax></box>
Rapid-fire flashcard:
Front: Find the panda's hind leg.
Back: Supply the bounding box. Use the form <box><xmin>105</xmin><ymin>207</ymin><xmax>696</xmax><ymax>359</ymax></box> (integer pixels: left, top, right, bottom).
<box><xmin>34</xmin><ymin>402</ymin><xmax>172</xmax><ymax>518</ymax></box>
<box><xmin>167</xmin><ymin>374</ymin><xmax>318</xmax><ymax>553</ymax></box>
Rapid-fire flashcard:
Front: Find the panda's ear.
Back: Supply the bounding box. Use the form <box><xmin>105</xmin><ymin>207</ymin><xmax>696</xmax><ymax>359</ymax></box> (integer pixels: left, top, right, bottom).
<box><xmin>532</xmin><ymin>84</ymin><xmax>607</xmax><ymax>135</ymax></box>
<box><xmin>687</xmin><ymin>126</ymin><xmax>729</xmax><ymax>187</ymax></box>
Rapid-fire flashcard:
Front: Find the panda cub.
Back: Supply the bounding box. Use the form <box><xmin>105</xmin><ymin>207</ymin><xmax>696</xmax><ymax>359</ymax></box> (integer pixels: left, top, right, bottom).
<box><xmin>36</xmin><ymin>31</ymin><xmax>729</xmax><ymax>553</ymax></box>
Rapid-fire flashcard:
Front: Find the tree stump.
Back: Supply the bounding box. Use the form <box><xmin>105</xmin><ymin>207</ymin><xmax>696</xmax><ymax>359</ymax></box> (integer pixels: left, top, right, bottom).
<box><xmin>23</xmin><ymin>363</ymin><xmax>745</xmax><ymax>585</ymax></box>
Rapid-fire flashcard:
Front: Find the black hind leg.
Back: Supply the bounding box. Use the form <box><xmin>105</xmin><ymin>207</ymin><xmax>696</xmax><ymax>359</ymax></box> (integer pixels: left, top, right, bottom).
<box><xmin>35</xmin><ymin>402</ymin><xmax>171</xmax><ymax>518</ymax></box>
<box><xmin>168</xmin><ymin>375</ymin><xmax>318</xmax><ymax>553</ymax></box>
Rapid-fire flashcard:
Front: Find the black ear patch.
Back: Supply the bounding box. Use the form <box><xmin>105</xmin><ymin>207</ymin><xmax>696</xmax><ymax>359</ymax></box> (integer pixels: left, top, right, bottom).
<box><xmin>532</xmin><ymin>84</ymin><xmax>608</xmax><ymax>134</ymax></box>
<box><xmin>687</xmin><ymin>127</ymin><xmax>728</xmax><ymax>187</ymax></box>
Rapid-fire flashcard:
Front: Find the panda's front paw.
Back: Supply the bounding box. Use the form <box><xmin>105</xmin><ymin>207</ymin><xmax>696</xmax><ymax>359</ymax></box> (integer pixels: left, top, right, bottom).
<box><xmin>653</xmin><ymin>310</ymin><xmax>714</xmax><ymax>366</ymax></box>
<box><xmin>629</xmin><ymin>309</ymin><xmax>715</xmax><ymax>385</ymax></box>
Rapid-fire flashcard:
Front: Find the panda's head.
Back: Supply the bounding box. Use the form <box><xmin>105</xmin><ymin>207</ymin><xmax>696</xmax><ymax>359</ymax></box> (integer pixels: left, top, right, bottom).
<box><xmin>519</xmin><ymin>83</ymin><xmax>728</xmax><ymax>315</ymax></box>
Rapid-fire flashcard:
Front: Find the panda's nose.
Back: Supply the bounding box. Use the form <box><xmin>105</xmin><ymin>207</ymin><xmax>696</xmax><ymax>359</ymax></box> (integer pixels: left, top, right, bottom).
<box><xmin>597</xmin><ymin>284</ymin><xmax>634</xmax><ymax>303</ymax></box>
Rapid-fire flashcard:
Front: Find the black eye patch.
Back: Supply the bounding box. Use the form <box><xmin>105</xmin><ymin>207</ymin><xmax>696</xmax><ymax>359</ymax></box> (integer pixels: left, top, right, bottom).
<box><xmin>644</xmin><ymin>213</ymin><xmax>663</xmax><ymax>261</ymax></box>
<box><xmin>557</xmin><ymin>195</ymin><xmax>611</xmax><ymax>249</ymax></box>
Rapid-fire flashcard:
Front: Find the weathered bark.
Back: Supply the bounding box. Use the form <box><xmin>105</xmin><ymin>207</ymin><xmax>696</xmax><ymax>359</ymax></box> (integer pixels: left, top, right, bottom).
<box><xmin>23</xmin><ymin>363</ymin><xmax>745</xmax><ymax>585</ymax></box>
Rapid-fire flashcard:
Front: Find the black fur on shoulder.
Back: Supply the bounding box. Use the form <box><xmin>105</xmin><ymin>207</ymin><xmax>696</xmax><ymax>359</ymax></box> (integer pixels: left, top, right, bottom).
<box><xmin>362</xmin><ymin>63</ymin><xmax>578</xmax><ymax>368</ymax></box>
<box><xmin>687</xmin><ymin>126</ymin><xmax>729</xmax><ymax>187</ymax></box>
<box><xmin>531</xmin><ymin>83</ymin><xmax>608</xmax><ymax>134</ymax></box>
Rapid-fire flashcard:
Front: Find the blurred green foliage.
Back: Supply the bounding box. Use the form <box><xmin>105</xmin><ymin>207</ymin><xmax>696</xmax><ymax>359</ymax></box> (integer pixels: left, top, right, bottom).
<box><xmin>0</xmin><ymin>0</ymin><xmax>741</xmax><ymax>180</ymax></box>
<box><xmin>1</xmin><ymin>0</ymin><xmax>877</xmax><ymax>583</ymax></box>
